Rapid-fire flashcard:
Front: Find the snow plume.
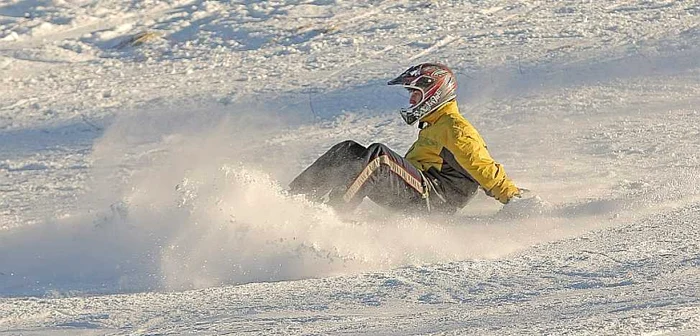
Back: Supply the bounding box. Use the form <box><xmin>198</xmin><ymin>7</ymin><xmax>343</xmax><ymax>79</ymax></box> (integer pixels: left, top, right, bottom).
<box><xmin>0</xmin><ymin>103</ymin><xmax>596</xmax><ymax>297</ymax></box>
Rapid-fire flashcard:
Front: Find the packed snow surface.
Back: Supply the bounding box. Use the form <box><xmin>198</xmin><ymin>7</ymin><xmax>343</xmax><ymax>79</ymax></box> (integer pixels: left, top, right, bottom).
<box><xmin>1</xmin><ymin>0</ymin><xmax>700</xmax><ymax>335</ymax></box>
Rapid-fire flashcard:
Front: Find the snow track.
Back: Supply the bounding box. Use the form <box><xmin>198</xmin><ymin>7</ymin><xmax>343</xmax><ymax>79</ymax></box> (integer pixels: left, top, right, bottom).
<box><xmin>1</xmin><ymin>205</ymin><xmax>698</xmax><ymax>335</ymax></box>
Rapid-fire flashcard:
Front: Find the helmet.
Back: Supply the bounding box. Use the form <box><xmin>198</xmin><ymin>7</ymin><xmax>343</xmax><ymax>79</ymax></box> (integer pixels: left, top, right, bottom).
<box><xmin>387</xmin><ymin>63</ymin><xmax>457</xmax><ymax>125</ymax></box>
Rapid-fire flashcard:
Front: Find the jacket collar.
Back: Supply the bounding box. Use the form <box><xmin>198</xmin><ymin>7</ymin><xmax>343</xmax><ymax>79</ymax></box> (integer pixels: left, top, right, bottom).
<box><xmin>418</xmin><ymin>100</ymin><xmax>459</xmax><ymax>126</ymax></box>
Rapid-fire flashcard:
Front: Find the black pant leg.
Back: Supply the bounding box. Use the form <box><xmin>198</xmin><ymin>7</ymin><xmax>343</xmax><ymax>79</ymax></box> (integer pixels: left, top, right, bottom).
<box><xmin>342</xmin><ymin>143</ymin><xmax>427</xmax><ymax>213</ymax></box>
<box><xmin>289</xmin><ymin>140</ymin><xmax>366</xmax><ymax>200</ymax></box>
<box><xmin>290</xmin><ymin>141</ymin><xmax>429</xmax><ymax>214</ymax></box>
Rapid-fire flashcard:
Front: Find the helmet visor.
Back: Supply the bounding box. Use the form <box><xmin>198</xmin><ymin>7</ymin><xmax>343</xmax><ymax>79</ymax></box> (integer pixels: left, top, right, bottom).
<box><xmin>408</xmin><ymin>88</ymin><xmax>423</xmax><ymax>106</ymax></box>
<box><xmin>397</xmin><ymin>86</ymin><xmax>425</xmax><ymax>125</ymax></box>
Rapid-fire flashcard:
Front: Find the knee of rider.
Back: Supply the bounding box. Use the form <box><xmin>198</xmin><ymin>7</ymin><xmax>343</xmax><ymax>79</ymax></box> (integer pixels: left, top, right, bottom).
<box><xmin>367</xmin><ymin>142</ymin><xmax>386</xmax><ymax>151</ymax></box>
<box><xmin>333</xmin><ymin>140</ymin><xmax>361</xmax><ymax>150</ymax></box>
<box><xmin>367</xmin><ymin>143</ymin><xmax>390</xmax><ymax>156</ymax></box>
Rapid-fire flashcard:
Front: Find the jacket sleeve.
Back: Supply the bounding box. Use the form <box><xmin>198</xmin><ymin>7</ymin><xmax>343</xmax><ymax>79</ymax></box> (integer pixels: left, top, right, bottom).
<box><xmin>446</xmin><ymin>126</ymin><xmax>520</xmax><ymax>204</ymax></box>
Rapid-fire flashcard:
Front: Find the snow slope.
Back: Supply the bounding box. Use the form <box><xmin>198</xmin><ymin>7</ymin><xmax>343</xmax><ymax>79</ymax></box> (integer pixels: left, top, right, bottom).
<box><xmin>1</xmin><ymin>0</ymin><xmax>700</xmax><ymax>335</ymax></box>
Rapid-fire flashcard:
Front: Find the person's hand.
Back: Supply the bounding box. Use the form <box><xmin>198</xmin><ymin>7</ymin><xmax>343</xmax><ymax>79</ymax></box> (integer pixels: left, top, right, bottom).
<box><xmin>503</xmin><ymin>187</ymin><xmax>531</xmax><ymax>204</ymax></box>
<box><xmin>516</xmin><ymin>187</ymin><xmax>532</xmax><ymax>198</ymax></box>
<box><xmin>490</xmin><ymin>185</ymin><xmax>529</xmax><ymax>204</ymax></box>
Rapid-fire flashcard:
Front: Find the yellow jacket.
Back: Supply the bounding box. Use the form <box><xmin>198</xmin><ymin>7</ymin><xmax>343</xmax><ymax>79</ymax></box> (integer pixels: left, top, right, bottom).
<box><xmin>405</xmin><ymin>101</ymin><xmax>519</xmax><ymax>208</ymax></box>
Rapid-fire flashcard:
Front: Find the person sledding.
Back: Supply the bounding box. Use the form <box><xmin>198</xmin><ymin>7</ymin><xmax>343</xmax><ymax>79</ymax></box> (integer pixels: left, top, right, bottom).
<box><xmin>289</xmin><ymin>63</ymin><xmax>522</xmax><ymax>214</ymax></box>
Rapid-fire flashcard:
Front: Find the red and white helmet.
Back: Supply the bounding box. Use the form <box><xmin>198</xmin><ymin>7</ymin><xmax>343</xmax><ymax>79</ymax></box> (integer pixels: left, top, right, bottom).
<box><xmin>388</xmin><ymin>63</ymin><xmax>457</xmax><ymax>125</ymax></box>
